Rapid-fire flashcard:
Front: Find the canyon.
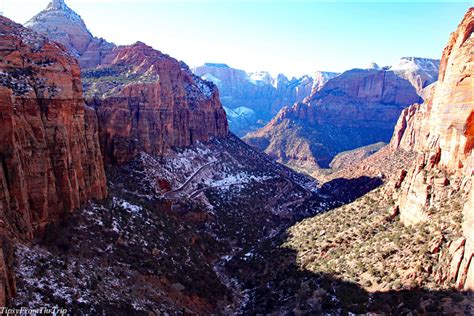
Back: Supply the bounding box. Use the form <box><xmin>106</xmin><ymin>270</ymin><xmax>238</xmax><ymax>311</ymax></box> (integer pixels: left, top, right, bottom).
<box><xmin>0</xmin><ymin>0</ymin><xmax>229</xmax><ymax>308</ymax></box>
<box><xmin>194</xmin><ymin>63</ymin><xmax>339</xmax><ymax>136</ymax></box>
<box><xmin>0</xmin><ymin>1</ymin><xmax>322</xmax><ymax>312</ymax></box>
<box><xmin>225</xmin><ymin>9</ymin><xmax>473</xmax><ymax>314</ymax></box>
<box><xmin>244</xmin><ymin>57</ymin><xmax>440</xmax><ymax>177</ymax></box>
<box><xmin>0</xmin><ymin>0</ymin><xmax>472</xmax><ymax>314</ymax></box>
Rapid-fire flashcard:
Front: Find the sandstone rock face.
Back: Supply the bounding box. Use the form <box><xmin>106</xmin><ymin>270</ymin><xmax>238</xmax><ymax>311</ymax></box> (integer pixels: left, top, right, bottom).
<box><xmin>389</xmin><ymin>103</ymin><xmax>430</xmax><ymax>152</ymax></box>
<box><xmin>193</xmin><ymin>63</ymin><xmax>339</xmax><ymax>136</ymax></box>
<box><xmin>390</xmin><ymin>8</ymin><xmax>473</xmax><ymax>290</ymax></box>
<box><xmin>26</xmin><ymin>0</ymin><xmax>115</xmax><ymax>68</ymax></box>
<box><xmin>83</xmin><ymin>44</ymin><xmax>229</xmax><ymax>165</ymax></box>
<box><xmin>389</xmin><ymin>57</ymin><xmax>440</xmax><ymax>94</ymax></box>
<box><xmin>245</xmin><ymin>68</ymin><xmax>424</xmax><ymax>174</ymax></box>
<box><xmin>0</xmin><ymin>16</ymin><xmax>107</xmax><ymax>238</ymax></box>
<box><xmin>27</xmin><ymin>1</ymin><xmax>229</xmax><ymax>166</ymax></box>
<box><xmin>0</xmin><ymin>16</ymin><xmax>107</xmax><ymax>304</ymax></box>
<box><xmin>0</xmin><ymin>16</ymin><xmax>107</xmax><ymax>237</ymax></box>
<box><xmin>305</xmin><ymin>69</ymin><xmax>422</xmax><ymax>127</ymax></box>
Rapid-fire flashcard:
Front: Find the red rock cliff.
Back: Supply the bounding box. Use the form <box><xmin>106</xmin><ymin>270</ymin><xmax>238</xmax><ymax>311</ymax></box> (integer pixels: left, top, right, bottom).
<box><xmin>244</xmin><ymin>68</ymin><xmax>422</xmax><ymax>174</ymax></box>
<box><xmin>0</xmin><ymin>17</ymin><xmax>107</xmax><ymax>238</ymax></box>
<box><xmin>0</xmin><ymin>17</ymin><xmax>107</xmax><ymax>303</ymax></box>
<box><xmin>390</xmin><ymin>8</ymin><xmax>473</xmax><ymax>290</ymax></box>
<box><xmin>83</xmin><ymin>42</ymin><xmax>229</xmax><ymax>165</ymax></box>
<box><xmin>26</xmin><ymin>1</ymin><xmax>229</xmax><ymax>165</ymax></box>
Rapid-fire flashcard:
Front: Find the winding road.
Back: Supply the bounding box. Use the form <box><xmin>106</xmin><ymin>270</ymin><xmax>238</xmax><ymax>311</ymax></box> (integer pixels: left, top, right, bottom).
<box><xmin>163</xmin><ymin>161</ymin><xmax>218</xmax><ymax>198</ymax></box>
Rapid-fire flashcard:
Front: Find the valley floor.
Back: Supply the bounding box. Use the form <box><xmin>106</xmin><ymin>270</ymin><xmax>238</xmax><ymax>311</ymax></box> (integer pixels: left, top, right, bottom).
<box><xmin>12</xmin><ymin>136</ymin><xmax>474</xmax><ymax>315</ymax></box>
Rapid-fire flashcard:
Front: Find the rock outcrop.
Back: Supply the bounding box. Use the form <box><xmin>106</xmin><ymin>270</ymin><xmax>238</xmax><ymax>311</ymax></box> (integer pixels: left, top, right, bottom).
<box><xmin>83</xmin><ymin>44</ymin><xmax>229</xmax><ymax>165</ymax></box>
<box><xmin>25</xmin><ymin>0</ymin><xmax>115</xmax><ymax>68</ymax></box>
<box><xmin>193</xmin><ymin>63</ymin><xmax>339</xmax><ymax>136</ymax></box>
<box><xmin>27</xmin><ymin>1</ymin><xmax>229</xmax><ymax>166</ymax></box>
<box><xmin>0</xmin><ymin>16</ymin><xmax>107</xmax><ymax>239</ymax></box>
<box><xmin>195</xmin><ymin>58</ymin><xmax>438</xmax><ymax>138</ymax></box>
<box><xmin>0</xmin><ymin>16</ymin><xmax>108</xmax><ymax>303</ymax></box>
<box><xmin>245</xmin><ymin>67</ymin><xmax>425</xmax><ymax>175</ymax></box>
<box><xmin>389</xmin><ymin>8</ymin><xmax>473</xmax><ymax>290</ymax></box>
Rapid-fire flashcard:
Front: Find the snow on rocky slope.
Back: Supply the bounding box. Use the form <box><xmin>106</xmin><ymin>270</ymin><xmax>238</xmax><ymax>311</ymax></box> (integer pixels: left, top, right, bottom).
<box><xmin>13</xmin><ymin>135</ymin><xmax>330</xmax><ymax>314</ymax></box>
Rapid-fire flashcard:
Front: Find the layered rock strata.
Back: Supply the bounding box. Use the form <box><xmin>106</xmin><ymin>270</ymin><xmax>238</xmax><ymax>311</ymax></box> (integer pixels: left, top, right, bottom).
<box><xmin>83</xmin><ymin>43</ymin><xmax>229</xmax><ymax>164</ymax></box>
<box><xmin>27</xmin><ymin>1</ymin><xmax>229</xmax><ymax>165</ymax></box>
<box><xmin>193</xmin><ymin>63</ymin><xmax>339</xmax><ymax>136</ymax></box>
<box><xmin>389</xmin><ymin>8</ymin><xmax>473</xmax><ymax>290</ymax></box>
<box><xmin>0</xmin><ymin>16</ymin><xmax>108</xmax><ymax>304</ymax></box>
<box><xmin>0</xmin><ymin>16</ymin><xmax>107</xmax><ymax>239</ymax></box>
<box><xmin>245</xmin><ymin>68</ymin><xmax>423</xmax><ymax>174</ymax></box>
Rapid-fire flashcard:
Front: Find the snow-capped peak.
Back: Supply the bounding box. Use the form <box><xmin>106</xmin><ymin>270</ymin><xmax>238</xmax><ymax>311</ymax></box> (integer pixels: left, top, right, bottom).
<box><xmin>49</xmin><ymin>0</ymin><xmax>67</xmax><ymax>10</ymax></box>
<box><xmin>248</xmin><ymin>71</ymin><xmax>275</xmax><ymax>86</ymax></box>
<box><xmin>389</xmin><ymin>57</ymin><xmax>440</xmax><ymax>72</ymax></box>
<box><xmin>365</xmin><ymin>62</ymin><xmax>381</xmax><ymax>70</ymax></box>
<box><xmin>26</xmin><ymin>0</ymin><xmax>87</xmax><ymax>27</ymax></box>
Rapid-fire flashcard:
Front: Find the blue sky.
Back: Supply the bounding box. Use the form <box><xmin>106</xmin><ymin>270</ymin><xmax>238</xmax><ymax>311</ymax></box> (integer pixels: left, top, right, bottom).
<box><xmin>3</xmin><ymin>0</ymin><xmax>471</xmax><ymax>77</ymax></box>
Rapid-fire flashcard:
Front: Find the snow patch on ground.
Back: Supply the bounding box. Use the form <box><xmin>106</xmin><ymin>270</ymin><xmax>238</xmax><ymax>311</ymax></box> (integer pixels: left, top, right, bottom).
<box><xmin>113</xmin><ymin>197</ymin><xmax>143</xmax><ymax>214</ymax></box>
<box><xmin>201</xmin><ymin>73</ymin><xmax>222</xmax><ymax>86</ymax></box>
<box><xmin>203</xmin><ymin>172</ymin><xmax>273</xmax><ymax>187</ymax></box>
<box><xmin>15</xmin><ymin>244</ymin><xmax>89</xmax><ymax>307</ymax></box>
<box><xmin>224</xmin><ymin>106</ymin><xmax>256</xmax><ymax>120</ymax></box>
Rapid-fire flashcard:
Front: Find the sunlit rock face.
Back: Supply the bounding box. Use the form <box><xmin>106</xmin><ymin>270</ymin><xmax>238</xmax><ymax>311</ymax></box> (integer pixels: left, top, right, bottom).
<box><xmin>244</xmin><ymin>67</ymin><xmax>423</xmax><ymax>175</ymax></box>
<box><xmin>194</xmin><ymin>63</ymin><xmax>339</xmax><ymax>136</ymax></box>
<box><xmin>0</xmin><ymin>16</ymin><xmax>107</xmax><ymax>238</ymax></box>
<box><xmin>390</xmin><ymin>8</ymin><xmax>473</xmax><ymax>290</ymax></box>
<box><xmin>26</xmin><ymin>1</ymin><xmax>229</xmax><ymax>166</ymax></box>
<box><xmin>0</xmin><ymin>15</ymin><xmax>108</xmax><ymax>304</ymax></box>
<box><xmin>83</xmin><ymin>43</ymin><xmax>229</xmax><ymax>165</ymax></box>
<box><xmin>25</xmin><ymin>0</ymin><xmax>115</xmax><ymax>68</ymax></box>
<box><xmin>390</xmin><ymin>57</ymin><xmax>440</xmax><ymax>94</ymax></box>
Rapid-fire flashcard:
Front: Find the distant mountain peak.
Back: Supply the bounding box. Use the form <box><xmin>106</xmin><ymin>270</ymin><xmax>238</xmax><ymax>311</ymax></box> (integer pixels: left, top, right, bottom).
<box><xmin>390</xmin><ymin>57</ymin><xmax>440</xmax><ymax>72</ymax></box>
<box><xmin>39</xmin><ymin>0</ymin><xmax>84</xmax><ymax>24</ymax></box>
<box><xmin>26</xmin><ymin>0</ymin><xmax>89</xmax><ymax>33</ymax></box>
<box><xmin>365</xmin><ymin>62</ymin><xmax>381</xmax><ymax>70</ymax></box>
<box><xmin>203</xmin><ymin>63</ymin><xmax>230</xmax><ymax>68</ymax></box>
<box><xmin>26</xmin><ymin>0</ymin><xmax>115</xmax><ymax>67</ymax></box>
<box><xmin>48</xmin><ymin>0</ymin><xmax>67</xmax><ymax>10</ymax></box>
